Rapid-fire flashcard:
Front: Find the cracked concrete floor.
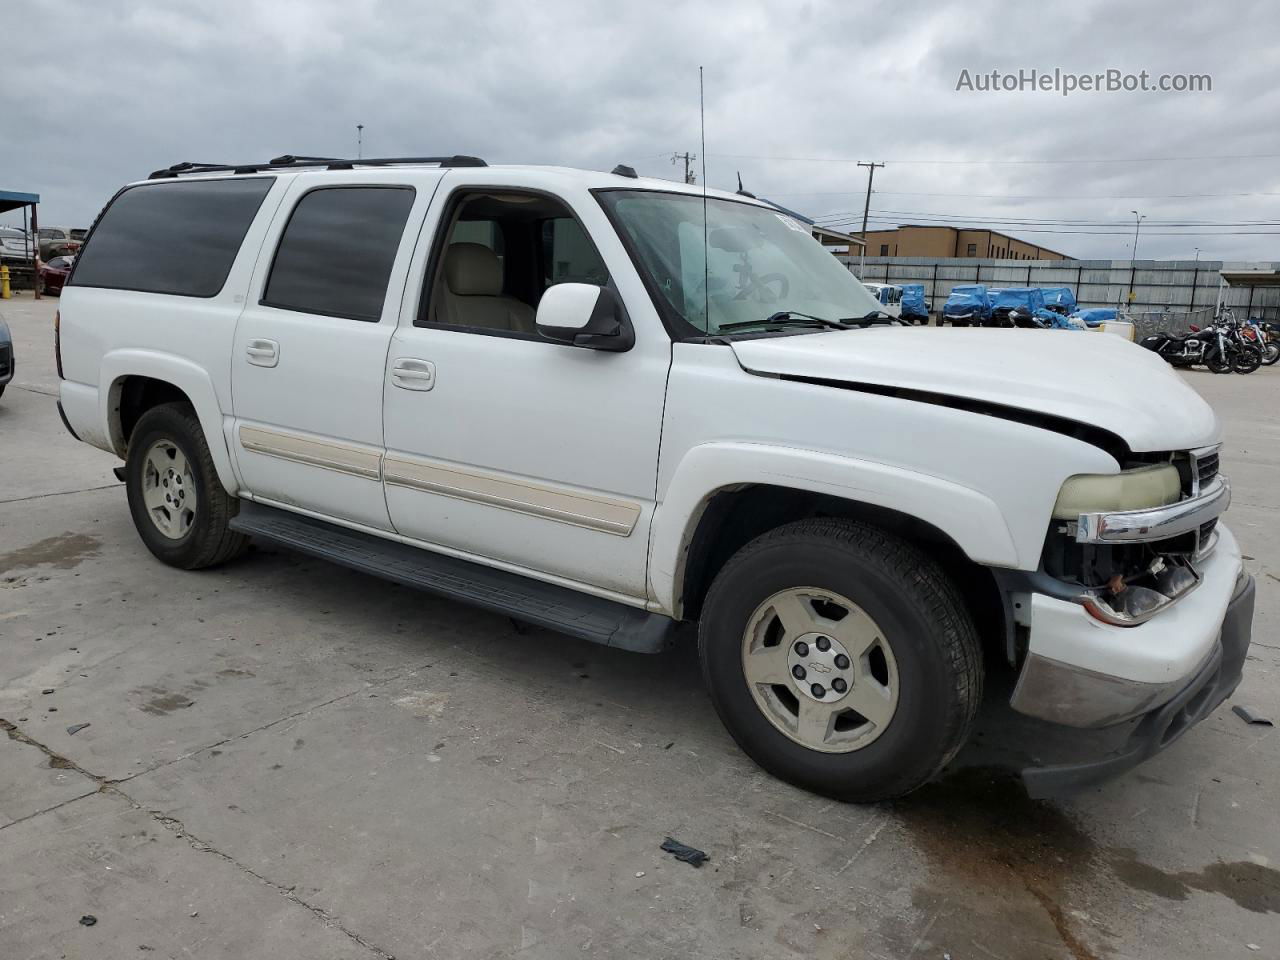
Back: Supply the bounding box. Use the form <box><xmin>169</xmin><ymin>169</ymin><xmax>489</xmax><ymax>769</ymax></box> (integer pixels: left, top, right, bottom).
<box><xmin>1</xmin><ymin>293</ymin><xmax>1278</xmax><ymax>960</ymax></box>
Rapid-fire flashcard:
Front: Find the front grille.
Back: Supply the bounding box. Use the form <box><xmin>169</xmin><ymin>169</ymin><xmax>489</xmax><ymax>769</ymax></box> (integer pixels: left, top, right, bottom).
<box><xmin>0</xmin><ymin>343</ymin><xmax>11</xmax><ymax>378</ymax></box>
<box><xmin>1195</xmin><ymin>450</ymin><xmax>1219</xmax><ymax>491</ymax></box>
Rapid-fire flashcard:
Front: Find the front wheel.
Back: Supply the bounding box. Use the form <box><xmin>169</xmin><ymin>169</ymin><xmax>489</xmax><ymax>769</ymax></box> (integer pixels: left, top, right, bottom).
<box><xmin>1263</xmin><ymin>341</ymin><xmax>1280</xmax><ymax>366</ymax></box>
<box><xmin>698</xmin><ymin>519</ymin><xmax>983</xmax><ymax>802</ymax></box>
<box><xmin>1206</xmin><ymin>349</ymin><xmax>1232</xmax><ymax>374</ymax></box>
<box><xmin>1232</xmin><ymin>347</ymin><xmax>1262</xmax><ymax>374</ymax></box>
<box><xmin>125</xmin><ymin>402</ymin><xmax>249</xmax><ymax>569</ymax></box>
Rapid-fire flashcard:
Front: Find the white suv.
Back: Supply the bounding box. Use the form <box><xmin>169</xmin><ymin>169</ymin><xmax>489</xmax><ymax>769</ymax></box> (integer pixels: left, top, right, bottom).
<box><xmin>56</xmin><ymin>155</ymin><xmax>1254</xmax><ymax>801</ymax></box>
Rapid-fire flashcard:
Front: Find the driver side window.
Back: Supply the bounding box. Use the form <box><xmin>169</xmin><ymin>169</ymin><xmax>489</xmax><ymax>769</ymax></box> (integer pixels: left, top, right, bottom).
<box><xmin>418</xmin><ymin>191</ymin><xmax>609</xmax><ymax>338</ymax></box>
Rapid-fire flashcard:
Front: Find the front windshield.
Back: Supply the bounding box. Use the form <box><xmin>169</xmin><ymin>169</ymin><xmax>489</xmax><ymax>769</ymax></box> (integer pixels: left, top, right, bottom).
<box><xmin>599</xmin><ymin>190</ymin><xmax>882</xmax><ymax>337</ymax></box>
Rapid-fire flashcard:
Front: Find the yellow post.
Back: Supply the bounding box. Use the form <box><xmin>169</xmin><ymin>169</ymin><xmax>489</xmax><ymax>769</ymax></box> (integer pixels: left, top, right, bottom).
<box><xmin>0</xmin><ymin>264</ymin><xmax>11</xmax><ymax>299</ymax></box>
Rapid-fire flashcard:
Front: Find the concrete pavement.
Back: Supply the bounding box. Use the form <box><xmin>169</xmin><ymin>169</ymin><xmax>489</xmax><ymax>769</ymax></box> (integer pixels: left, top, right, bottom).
<box><xmin>1</xmin><ymin>292</ymin><xmax>1277</xmax><ymax>960</ymax></box>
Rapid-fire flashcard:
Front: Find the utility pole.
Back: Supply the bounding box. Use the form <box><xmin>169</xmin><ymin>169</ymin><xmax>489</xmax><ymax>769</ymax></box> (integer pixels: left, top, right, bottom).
<box><xmin>856</xmin><ymin>161</ymin><xmax>884</xmax><ymax>280</ymax></box>
<box><xmin>1128</xmin><ymin>209</ymin><xmax>1145</xmax><ymax>302</ymax></box>
<box><xmin>357</xmin><ymin>124</ymin><xmax>364</xmax><ymax>160</ymax></box>
<box><xmin>671</xmin><ymin>151</ymin><xmax>697</xmax><ymax>184</ymax></box>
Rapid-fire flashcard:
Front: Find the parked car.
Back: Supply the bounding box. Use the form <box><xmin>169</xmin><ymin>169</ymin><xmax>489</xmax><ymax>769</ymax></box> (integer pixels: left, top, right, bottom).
<box><xmin>899</xmin><ymin>283</ymin><xmax>930</xmax><ymax>324</ymax></box>
<box><xmin>987</xmin><ymin>287</ymin><xmax>1060</xmax><ymax>328</ymax></box>
<box><xmin>0</xmin><ymin>225</ymin><xmax>33</xmax><ymax>263</ymax></box>
<box><xmin>38</xmin><ymin>227</ymin><xmax>85</xmax><ymax>260</ymax></box>
<box><xmin>0</xmin><ymin>315</ymin><xmax>13</xmax><ymax>399</ymax></box>
<box><xmin>38</xmin><ymin>255</ymin><xmax>76</xmax><ymax>295</ymax></box>
<box><xmin>57</xmin><ymin>157</ymin><xmax>1252</xmax><ymax>802</ymax></box>
<box><xmin>861</xmin><ymin>282</ymin><xmax>903</xmax><ymax>319</ymax></box>
<box><xmin>1040</xmin><ymin>287</ymin><xmax>1078</xmax><ymax>316</ymax></box>
<box><xmin>940</xmin><ymin>284</ymin><xmax>991</xmax><ymax>326</ymax></box>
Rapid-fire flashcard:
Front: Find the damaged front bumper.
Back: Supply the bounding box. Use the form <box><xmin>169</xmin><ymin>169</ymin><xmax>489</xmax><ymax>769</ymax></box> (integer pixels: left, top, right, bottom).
<box><xmin>1020</xmin><ymin>570</ymin><xmax>1254</xmax><ymax>798</ymax></box>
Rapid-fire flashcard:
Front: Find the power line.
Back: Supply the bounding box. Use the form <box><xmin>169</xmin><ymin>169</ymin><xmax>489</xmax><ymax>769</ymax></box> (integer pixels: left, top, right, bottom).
<box><xmin>710</xmin><ymin>151</ymin><xmax>1280</xmax><ymax>166</ymax></box>
<box><xmin>770</xmin><ymin>189</ymin><xmax>1280</xmax><ymax>201</ymax></box>
<box><xmin>815</xmin><ymin>210</ymin><xmax>1280</xmax><ymax>228</ymax></box>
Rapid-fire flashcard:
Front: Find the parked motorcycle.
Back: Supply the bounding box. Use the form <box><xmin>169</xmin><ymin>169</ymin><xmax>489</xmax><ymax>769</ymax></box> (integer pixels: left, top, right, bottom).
<box><xmin>1139</xmin><ymin>322</ymin><xmax>1258</xmax><ymax>374</ymax></box>
<box><xmin>1140</xmin><ymin>325</ymin><xmax>1226</xmax><ymax>370</ymax></box>
<box><xmin>1246</xmin><ymin>317</ymin><xmax>1279</xmax><ymax>366</ymax></box>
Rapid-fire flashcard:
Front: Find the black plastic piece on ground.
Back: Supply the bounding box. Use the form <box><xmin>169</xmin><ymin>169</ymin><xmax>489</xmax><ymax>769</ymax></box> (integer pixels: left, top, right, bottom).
<box><xmin>229</xmin><ymin>502</ymin><xmax>677</xmax><ymax>653</ymax></box>
<box><xmin>661</xmin><ymin>837</ymin><xmax>710</xmax><ymax>868</ymax></box>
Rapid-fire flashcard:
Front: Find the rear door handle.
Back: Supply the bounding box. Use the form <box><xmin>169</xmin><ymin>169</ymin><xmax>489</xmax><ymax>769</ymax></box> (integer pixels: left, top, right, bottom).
<box><xmin>245</xmin><ymin>339</ymin><xmax>279</xmax><ymax>367</ymax></box>
<box><xmin>391</xmin><ymin>358</ymin><xmax>435</xmax><ymax>391</ymax></box>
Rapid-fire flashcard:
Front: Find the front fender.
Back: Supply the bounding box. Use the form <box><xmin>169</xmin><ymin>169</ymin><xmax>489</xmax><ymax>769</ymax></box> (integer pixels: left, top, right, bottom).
<box><xmin>100</xmin><ymin>349</ymin><xmax>238</xmax><ymax>495</ymax></box>
<box><xmin>648</xmin><ymin>442</ymin><xmax>1019</xmax><ymax>615</ymax></box>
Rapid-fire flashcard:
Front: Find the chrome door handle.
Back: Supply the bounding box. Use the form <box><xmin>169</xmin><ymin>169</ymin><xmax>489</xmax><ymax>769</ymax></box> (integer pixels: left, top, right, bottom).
<box><xmin>392</xmin><ymin>358</ymin><xmax>435</xmax><ymax>391</ymax></box>
<box><xmin>246</xmin><ymin>339</ymin><xmax>279</xmax><ymax>367</ymax></box>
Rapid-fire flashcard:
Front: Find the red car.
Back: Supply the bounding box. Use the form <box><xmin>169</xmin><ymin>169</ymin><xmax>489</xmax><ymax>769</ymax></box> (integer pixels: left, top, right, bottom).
<box><xmin>38</xmin><ymin>255</ymin><xmax>75</xmax><ymax>296</ymax></box>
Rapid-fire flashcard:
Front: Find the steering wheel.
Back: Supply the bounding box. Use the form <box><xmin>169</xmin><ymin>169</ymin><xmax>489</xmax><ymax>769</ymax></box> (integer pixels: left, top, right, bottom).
<box><xmin>733</xmin><ymin>272</ymin><xmax>791</xmax><ymax>303</ymax></box>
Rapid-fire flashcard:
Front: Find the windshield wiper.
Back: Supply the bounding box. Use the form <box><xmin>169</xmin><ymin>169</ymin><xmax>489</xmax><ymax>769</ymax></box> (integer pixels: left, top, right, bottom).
<box><xmin>841</xmin><ymin>310</ymin><xmax>907</xmax><ymax>327</ymax></box>
<box><xmin>718</xmin><ymin>311</ymin><xmax>853</xmax><ymax>332</ymax></box>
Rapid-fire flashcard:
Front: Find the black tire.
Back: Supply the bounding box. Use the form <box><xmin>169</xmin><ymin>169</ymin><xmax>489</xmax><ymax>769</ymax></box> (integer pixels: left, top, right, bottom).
<box><xmin>125</xmin><ymin>402</ymin><xmax>249</xmax><ymax>569</ymax></box>
<box><xmin>698</xmin><ymin>518</ymin><xmax>983</xmax><ymax>802</ymax></box>
<box><xmin>1232</xmin><ymin>347</ymin><xmax>1262</xmax><ymax>374</ymax></box>
<box><xmin>1206</xmin><ymin>349</ymin><xmax>1232</xmax><ymax>374</ymax></box>
<box><xmin>1263</xmin><ymin>342</ymin><xmax>1280</xmax><ymax>366</ymax></box>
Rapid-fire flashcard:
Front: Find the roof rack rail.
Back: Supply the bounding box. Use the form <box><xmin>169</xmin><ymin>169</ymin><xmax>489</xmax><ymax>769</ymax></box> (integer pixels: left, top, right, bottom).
<box><xmin>147</xmin><ymin>154</ymin><xmax>487</xmax><ymax>180</ymax></box>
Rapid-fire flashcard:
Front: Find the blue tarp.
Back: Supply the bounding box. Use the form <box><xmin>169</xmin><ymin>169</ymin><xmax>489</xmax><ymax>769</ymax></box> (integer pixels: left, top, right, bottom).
<box><xmin>900</xmin><ymin>283</ymin><xmax>928</xmax><ymax>320</ymax></box>
<box><xmin>992</xmin><ymin>287</ymin><xmax>1059</xmax><ymax>326</ymax></box>
<box><xmin>1071</xmin><ymin>307</ymin><xmax>1116</xmax><ymax>328</ymax></box>
<box><xmin>992</xmin><ymin>287</ymin><xmax>1046</xmax><ymax>311</ymax></box>
<box><xmin>942</xmin><ymin>284</ymin><xmax>990</xmax><ymax>319</ymax></box>
<box><xmin>1040</xmin><ymin>287</ymin><xmax>1078</xmax><ymax>314</ymax></box>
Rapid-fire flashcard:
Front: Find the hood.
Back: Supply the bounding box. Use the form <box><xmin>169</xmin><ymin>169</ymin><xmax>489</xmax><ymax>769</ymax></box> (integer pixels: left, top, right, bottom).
<box><xmin>730</xmin><ymin>327</ymin><xmax>1219</xmax><ymax>454</ymax></box>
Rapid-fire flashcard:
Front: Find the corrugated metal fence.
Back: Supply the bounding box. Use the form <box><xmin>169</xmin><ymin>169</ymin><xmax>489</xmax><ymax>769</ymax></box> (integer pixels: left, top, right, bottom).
<box><xmin>842</xmin><ymin>257</ymin><xmax>1280</xmax><ymax>324</ymax></box>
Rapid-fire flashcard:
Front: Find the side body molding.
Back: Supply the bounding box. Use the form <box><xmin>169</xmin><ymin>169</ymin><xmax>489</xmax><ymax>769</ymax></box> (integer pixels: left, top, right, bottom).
<box><xmin>647</xmin><ymin>442</ymin><xmax>1020</xmax><ymax>616</ymax></box>
<box><xmin>100</xmin><ymin>349</ymin><xmax>238</xmax><ymax>495</ymax></box>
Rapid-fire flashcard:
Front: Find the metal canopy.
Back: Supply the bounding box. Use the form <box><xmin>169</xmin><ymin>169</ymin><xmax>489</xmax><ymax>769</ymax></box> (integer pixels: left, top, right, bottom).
<box><xmin>1219</xmin><ymin>269</ymin><xmax>1280</xmax><ymax>287</ymax></box>
<box><xmin>0</xmin><ymin>189</ymin><xmax>40</xmax><ymax>214</ymax></box>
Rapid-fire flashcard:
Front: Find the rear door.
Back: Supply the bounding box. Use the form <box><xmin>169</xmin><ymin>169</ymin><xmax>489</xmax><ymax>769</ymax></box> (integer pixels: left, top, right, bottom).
<box><xmin>231</xmin><ymin>172</ymin><xmax>440</xmax><ymax>529</ymax></box>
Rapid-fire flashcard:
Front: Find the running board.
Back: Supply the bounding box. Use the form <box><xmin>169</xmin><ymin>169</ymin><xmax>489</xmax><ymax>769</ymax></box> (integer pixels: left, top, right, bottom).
<box><xmin>229</xmin><ymin>502</ymin><xmax>676</xmax><ymax>654</ymax></box>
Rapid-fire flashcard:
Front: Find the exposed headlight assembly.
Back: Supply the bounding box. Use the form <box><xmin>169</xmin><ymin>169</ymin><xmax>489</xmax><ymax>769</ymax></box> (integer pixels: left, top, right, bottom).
<box><xmin>1052</xmin><ymin>465</ymin><xmax>1181</xmax><ymax>520</ymax></box>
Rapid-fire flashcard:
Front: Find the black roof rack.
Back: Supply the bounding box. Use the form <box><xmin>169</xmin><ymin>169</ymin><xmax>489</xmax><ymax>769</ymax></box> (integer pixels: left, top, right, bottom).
<box><xmin>148</xmin><ymin>154</ymin><xmax>487</xmax><ymax>180</ymax></box>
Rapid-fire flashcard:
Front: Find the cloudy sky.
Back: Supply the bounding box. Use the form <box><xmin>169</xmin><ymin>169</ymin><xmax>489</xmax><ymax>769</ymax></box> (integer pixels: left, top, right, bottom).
<box><xmin>5</xmin><ymin>0</ymin><xmax>1280</xmax><ymax>260</ymax></box>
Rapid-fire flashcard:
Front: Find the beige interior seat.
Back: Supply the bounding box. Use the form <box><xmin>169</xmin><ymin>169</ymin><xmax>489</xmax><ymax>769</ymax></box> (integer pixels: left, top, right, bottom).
<box><xmin>436</xmin><ymin>242</ymin><xmax>536</xmax><ymax>333</ymax></box>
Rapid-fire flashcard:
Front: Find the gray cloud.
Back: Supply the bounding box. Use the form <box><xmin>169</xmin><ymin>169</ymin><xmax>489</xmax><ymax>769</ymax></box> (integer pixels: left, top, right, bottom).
<box><xmin>4</xmin><ymin>0</ymin><xmax>1278</xmax><ymax>259</ymax></box>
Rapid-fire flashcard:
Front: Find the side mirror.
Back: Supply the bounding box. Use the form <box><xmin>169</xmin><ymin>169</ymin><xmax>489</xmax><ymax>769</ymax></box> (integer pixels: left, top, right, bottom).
<box><xmin>535</xmin><ymin>283</ymin><xmax>634</xmax><ymax>352</ymax></box>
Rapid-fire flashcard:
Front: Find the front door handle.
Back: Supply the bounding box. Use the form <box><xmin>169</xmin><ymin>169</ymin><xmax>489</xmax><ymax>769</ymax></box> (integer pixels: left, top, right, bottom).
<box><xmin>391</xmin><ymin>358</ymin><xmax>435</xmax><ymax>391</ymax></box>
<box><xmin>246</xmin><ymin>339</ymin><xmax>279</xmax><ymax>368</ymax></box>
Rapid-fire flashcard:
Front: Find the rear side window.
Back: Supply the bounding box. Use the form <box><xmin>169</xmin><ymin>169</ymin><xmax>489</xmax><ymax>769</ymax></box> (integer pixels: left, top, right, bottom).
<box><xmin>71</xmin><ymin>178</ymin><xmax>273</xmax><ymax>297</ymax></box>
<box><xmin>262</xmin><ymin>186</ymin><xmax>415</xmax><ymax>322</ymax></box>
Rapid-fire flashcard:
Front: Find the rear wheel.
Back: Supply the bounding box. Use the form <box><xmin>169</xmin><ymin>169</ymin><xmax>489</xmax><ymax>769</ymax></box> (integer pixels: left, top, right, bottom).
<box><xmin>125</xmin><ymin>403</ymin><xmax>249</xmax><ymax>569</ymax></box>
<box><xmin>698</xmin><ymin>518</ymin><xmax>983</xmax><ymax>802</ymax></box>
<box><xmin>1263</xmin><ymin>341</ymin><xmax>1280</xmax><ymax>366</ymax></box>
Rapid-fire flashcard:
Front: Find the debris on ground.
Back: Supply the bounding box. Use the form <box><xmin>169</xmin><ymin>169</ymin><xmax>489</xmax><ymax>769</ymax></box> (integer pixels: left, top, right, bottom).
<box><xmin>78</xmin><ymin>915</ymin><xmax>97</xmax><ymax>926</ymax></box>
<box><xmin>660</xmin><ymin>837</ymin><xmax>710</xmax><ymax>868</ymax></box>
<box><xmin>634</xmin><ymin>871</ymin><xmax>645</xmax><ymax>878</ymax></box>
<box><xmin>41</xmin><ymin>689</ymin><xmax>54</xmax><ymax>695</ymax></box>
<box><xmin>66</xmin><ymin>723</ymin><xmax>91</xmax><ymax>736</ymax></box>
<box><xmin>1232</xmin><ymin>705</ymin><xmax>1275</xmax><ymax>726</ymax></box>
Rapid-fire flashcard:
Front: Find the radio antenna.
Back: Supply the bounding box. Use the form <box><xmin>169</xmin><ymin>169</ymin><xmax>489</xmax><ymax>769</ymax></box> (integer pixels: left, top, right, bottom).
<box><xmin>700</xmin><ymin>66</ymin><xmax>709</xmax><ymax>335</ymax></box>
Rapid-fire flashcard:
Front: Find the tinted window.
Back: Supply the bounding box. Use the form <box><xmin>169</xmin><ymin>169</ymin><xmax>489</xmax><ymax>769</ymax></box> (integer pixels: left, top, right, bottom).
<box><xmin>263</xmin><ymin>186</ymin><xmax>414</xmax><ymax>322</ymax></box>
<box><xmin>71</xmin><ymin>178</ymin><xmax>273</xmax><ymax>297</ymax></box>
